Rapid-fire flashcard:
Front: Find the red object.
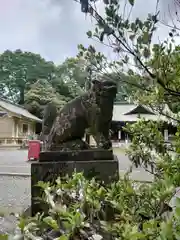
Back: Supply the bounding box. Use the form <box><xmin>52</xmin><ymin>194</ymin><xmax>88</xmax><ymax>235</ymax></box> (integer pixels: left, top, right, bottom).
<box><xmin>28</xmin><ymin>140</ymin><xmax>41</xmax><ymax>161</ymax></box>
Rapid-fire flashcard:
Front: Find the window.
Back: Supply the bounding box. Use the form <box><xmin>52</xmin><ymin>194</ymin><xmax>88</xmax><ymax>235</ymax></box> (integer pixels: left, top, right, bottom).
<box><xmin>22</xmin><ymin>124</ymin><xmax>28</xmax><ymax>134</ymax></box>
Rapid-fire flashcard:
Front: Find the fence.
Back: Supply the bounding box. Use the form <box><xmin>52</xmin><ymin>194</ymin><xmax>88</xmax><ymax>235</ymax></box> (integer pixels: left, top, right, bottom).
<box><xmin>0</xmin><ymin>137</ymin><xmax>28</xmax><ymax>146</ymax></box>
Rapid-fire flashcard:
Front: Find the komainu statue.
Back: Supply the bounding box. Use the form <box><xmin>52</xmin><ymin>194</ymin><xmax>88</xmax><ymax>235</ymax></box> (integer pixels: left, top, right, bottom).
<box><xmin>41</xmin><ymin>79</ymin><xmax>117</xmax><ymax>151</ymax></box>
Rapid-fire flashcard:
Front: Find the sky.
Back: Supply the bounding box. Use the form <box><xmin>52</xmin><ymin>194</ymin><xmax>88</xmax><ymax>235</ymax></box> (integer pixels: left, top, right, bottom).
<box><xmin>0</xmin><ymin>0</ymin><xmax>178</xmax><ymax>64</ymax></box>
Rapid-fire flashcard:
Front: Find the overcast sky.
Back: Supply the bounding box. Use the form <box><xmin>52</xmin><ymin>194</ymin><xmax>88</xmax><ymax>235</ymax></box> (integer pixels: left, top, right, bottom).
<box><xmin>0</xmin><ymin>0</ymin><xmax>178</xmax><ymax>64</ymax></box>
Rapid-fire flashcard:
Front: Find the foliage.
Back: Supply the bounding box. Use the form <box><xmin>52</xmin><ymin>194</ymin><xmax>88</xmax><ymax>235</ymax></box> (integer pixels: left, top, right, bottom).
<box><xmin>23</xmin><ymin>56</ymin><xmax>92</xmax><ymax>118</ymax></box>
<box><xmin>78</xmin><ymin>1</ymin><xmax>180</xmax><ymax>238</ymax></box>
<box><xmin>12</xmin><ymin>172</ymin><xmax>180</xmax><ymax>239</ymax></box>
<box><xmin>125</xmin><ymin>119</ymin><xmax>180</xmax><ymax>184</ymax></box>
<box><xmin>0</xmin><ymin>47</ymin><xmax>131</xmax><ymax>118</ymax></box>
<box><xmin>55</xmin><ymin>57</ymin><xmax>88</xmax><ymax>97</ymax></box>
<box><xmin>77</xmin><ymin>44</ymin><xmax>139</xmax><ymax>102</ymax></box>
<box><xmin>0</xmin><ymin>49</ymin><xmax>55</xmax><ymax>104</ymax></box>
<box><xmin>0</xmin><ymin>49</ymin><xmax>100</xmax><ymax>117</ymax></box>
<box><xmin>77</xmin><ymin>0</ymin><xmax>180</xmax><ymax>104</ymax></box>
<box><xmin>24</xmin><ymin>79</ymin><xmax>67</xmax><ymax>118</ymax></box>
<box><xmin>76</xmin><ymin>0</ymin><xmax>180</xmax><ymax>148</ymax></box>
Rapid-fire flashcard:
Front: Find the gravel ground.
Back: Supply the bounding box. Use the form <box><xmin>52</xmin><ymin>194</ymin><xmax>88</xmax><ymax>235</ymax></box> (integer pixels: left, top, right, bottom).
<box><xmin>0</xmin><ymin>150</ymin><xmax>30</xmax><ymax>174</ymax></box>
<box><xmin>0</xmin><ymin>176</ymin><xmax>31</xmax><ymax>235</ymax></box>
<box><xmin>0</xmin><ymin>176</ymin><xmax>30</xmax><ymax>213</ymax></box>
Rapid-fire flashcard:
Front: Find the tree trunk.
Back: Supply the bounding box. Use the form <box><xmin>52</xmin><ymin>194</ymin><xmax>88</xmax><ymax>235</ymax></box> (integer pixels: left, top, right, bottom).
<box><xmin>19</xmin><ymin>87</ymin><xmax>25</xmax><ymax>105</ymax></box>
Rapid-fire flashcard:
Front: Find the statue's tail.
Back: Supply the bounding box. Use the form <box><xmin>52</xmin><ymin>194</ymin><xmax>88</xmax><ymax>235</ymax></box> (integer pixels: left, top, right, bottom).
<box><xmin>40</xmin><ymin>102</ymin><xmax>57</xmax><ymax>142</ymax></box>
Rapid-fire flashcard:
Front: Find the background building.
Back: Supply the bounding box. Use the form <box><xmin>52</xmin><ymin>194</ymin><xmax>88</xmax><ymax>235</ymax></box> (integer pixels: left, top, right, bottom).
<box><xmin>89</xmin><ymin>102</ymin><xmax>176</xmax><ymax>147</ymax></box>
<box><xmin>111</xmin><ymin>102</ymin><xmax>177</xmax><ymax>145</ymax></box>
<box><xmin>0</xmin><ymin>98</ymin><xmax>42</xmax><ymax>148</ymax></box>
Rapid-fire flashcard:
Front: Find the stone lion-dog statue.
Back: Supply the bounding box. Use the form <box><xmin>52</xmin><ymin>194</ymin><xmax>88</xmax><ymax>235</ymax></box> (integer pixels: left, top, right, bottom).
<box><xmin>41</xmin><ymin>79</ymin><xmax>117</xmax><ymax>151</ymax></box>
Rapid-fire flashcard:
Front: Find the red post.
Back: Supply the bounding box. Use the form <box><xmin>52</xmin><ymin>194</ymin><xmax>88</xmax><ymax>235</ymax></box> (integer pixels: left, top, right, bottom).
<box><xmin>28</xmin><ymin>140</ymin><xmax>41</xmax><ymax>161</ymax></box>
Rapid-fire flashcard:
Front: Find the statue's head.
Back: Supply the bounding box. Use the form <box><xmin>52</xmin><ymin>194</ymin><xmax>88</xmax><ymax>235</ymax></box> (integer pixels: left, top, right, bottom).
<box><xmin>90</xmin><ymin>79</ymin><xmax>117</xmax><ymax>149</ymax></box>
<box><xmin>92</xmin><ymin>79</ymin><xmax>117</xmax><ymax>102</ymax></box>
<box><xmin>91</xmin><ymin>78</ymin><xmax>117</xmax><ymax>124</ymax></box>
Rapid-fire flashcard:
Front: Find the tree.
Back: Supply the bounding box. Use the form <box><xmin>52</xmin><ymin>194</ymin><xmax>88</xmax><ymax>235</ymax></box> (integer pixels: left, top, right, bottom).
<box><xmin>55</xmin><ymin>57</ymin><xmax>88</xmax><ymax>97</ymax></box>
<box><xmin>0</xmin><ymin>49</ymin><xmax>56</xmax><ymax>104</ymax></box>
<box><xmin>24</xmin><ymin>79</ymin><xmax>67</xmax><ymax>118</ymax></box>
<box><xmin>76</xmin><ymin>0</ymin><xmax>180</xmax><ymax>235</ymax></box>
<box><xmin>0</xmin><ymin>50</ymin><xmax>90</xmax><ymax>115</ymax></box>
<box><xmin>78</xmin><ymin>0</ymin><xmax>180</xmax><ymax>96</ymax></box>
<box><xmin>24</xmin><ymin>56</ymin><xmax>95</xmax><ymax>118</ymax></box>
<box><xmin>101</xmin><ymin>71</ymin><xmax>144</xmax><ymax>102</ymax></box>
<box><xmin>51</xmin><ymin>76</ymin><xmax>74</xmax><ymax>102</ymax></box>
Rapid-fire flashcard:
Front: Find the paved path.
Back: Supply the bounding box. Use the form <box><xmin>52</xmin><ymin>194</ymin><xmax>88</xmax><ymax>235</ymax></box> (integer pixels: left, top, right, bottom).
<box><xmin>116</xmin><ymin>152</ymin><xmax>153</xmax><ymax>182</ymax></box>
<box><xmin>0</xmin><ymin>150</ymin><xmax>30</xmax><ymax>175</ymax></box>
<box><xmin>0</xmin><ymin>149</ymin><xmax>153</xmax><ymax>181</ymax></box>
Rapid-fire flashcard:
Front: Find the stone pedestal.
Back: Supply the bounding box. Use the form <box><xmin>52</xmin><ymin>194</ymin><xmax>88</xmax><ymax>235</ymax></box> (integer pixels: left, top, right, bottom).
<box><xmin>31</xmin><ymin>150</ymin><xmax>119</xmax><ymax>216</ymax></box>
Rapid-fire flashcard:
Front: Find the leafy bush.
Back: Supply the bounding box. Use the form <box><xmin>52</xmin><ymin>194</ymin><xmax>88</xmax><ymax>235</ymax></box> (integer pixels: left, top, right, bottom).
<box><xmin>11</xmin><ymin>170</ymin><xmax>180</xmax><ymax>240</ymax></box>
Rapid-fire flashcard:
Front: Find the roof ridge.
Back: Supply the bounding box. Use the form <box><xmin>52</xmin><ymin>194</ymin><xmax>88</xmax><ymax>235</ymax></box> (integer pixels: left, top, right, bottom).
<box><xmin>0</xmin><ymin>97</ymin><xmax>42</xmax><ymax>122</ymax></box>
<box><xmin>0</xmin><ymin>97</ymin><xmax>26</xmax><ymax>110</ymax></box>
<box><xmin>114</xmin><ymin>101</ymin><xmax>134</xmax><ymax>105</ymax></box>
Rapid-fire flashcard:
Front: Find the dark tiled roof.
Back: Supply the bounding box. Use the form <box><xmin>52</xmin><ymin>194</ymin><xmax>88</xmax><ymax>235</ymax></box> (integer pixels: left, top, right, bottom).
<box><xmin>113</xmin><ymin>102</ymin><xmax>174</xmax><ymax>124</ymax></box>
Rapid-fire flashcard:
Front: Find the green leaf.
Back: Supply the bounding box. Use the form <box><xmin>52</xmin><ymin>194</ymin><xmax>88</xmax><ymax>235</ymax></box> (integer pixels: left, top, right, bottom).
<box><xmin>63</xmin><ymin>221</ymin><xmax>73</xmax><ymax>231</ymax></box>
<box><xmin>124</xmin><ymin>55</ymin><xmax>129</xmax><ymax>63</ymax></box>
<box><xmin>87</xmin><ymin>31</ymin><xmax>92</xmax><ymax>38</ymax></box>
<box><xmin>160</xmin><ymin>221</ymin><xmax>173</xmax><ymax>239</ymax></box>
<box><xmin>18</xmin><ymin>217</ymin><xmax>26</xmax><ymax>231</ymax></box>
<box><xmin>137</xmin><ymin>36</ymin><xmax>142</xmax><ymax>44</ymax></box>
<box><xmin>74</xmin><ymin>212</ymin><xmax>83</xmax><ymax>226</ymax></box>
<box><xmin>130</xmin><ymin>232</ymin><xmax>145</xmax><ymax>239</ymax></box>
<box><xmin>58</xmin><ymin>235</ymin><xmax>69</xmax><ymax>240</ymax></box>
<box><xmin>143</xmin><ymin>47</ymin><xmax>150</xmax><ymax>58</ymax></box>
<box><xmin>128</xmin><ymin>0</ymin><xmax>134</xmax><ymax>6</ymax></box>
<box><xmin>129</xmin><ymin>34</ymin><xmax>135</xmax><ymax>41</ymax></box>
<box><xmin>43</xmin><ymin>216</ymin><xmax>59</xmax><ymax>230</ymax></box>
<box><xmin>131</xmin><ymin>22</ymin><xmax>136</xmax><ymax>31</ymax></box>
<box><xmin>176</xmin><ymin>197</ymin><xmax>180</xmax><ymax>207</ymax></box>
<box><xmin>0</xmin><ymin>234</ymin><xmax>8</xmax><ymax>240</ymax></box>
<box><xmin>128</xmin><ymin>69</ymin><xmax>134</xmax><ymax>75</ymax></box>
<box><xmin>124</xmin><ymin>19</ymin><xmax>129</xmax><ymax>28</ymax></box>
<box><xmin>175</xmin><ymin>207</ymin><xmax>180</xmax><ymax>218</ymax></box>
<box><xmin>142</xmin><ymin>32</ymin><xmax>150</xmax><ymax>44</ymax></box>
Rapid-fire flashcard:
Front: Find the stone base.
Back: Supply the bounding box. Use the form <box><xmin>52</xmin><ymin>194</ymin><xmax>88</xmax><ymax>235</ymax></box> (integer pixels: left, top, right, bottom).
<box><xmin>39</xmin><ymin>149</ymin><xmax>114</xmax><ymax>162</ymax></box>
<box><xmin>31</xmin><ymin>150</ymin><xmax>119</xmax><ymax>216</ymax></box>
<box><xmin>49</xmin><ymin>139</ymin><xmax>90</xmax><ymax>151</ymax></box>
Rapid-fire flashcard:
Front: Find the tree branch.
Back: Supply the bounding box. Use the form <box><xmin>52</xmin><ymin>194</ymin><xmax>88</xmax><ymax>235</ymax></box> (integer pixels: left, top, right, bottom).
<box><xmin>75</xmin><ymin>0</ymin><xmax>180</xmax><ymax>97</ymax></box>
